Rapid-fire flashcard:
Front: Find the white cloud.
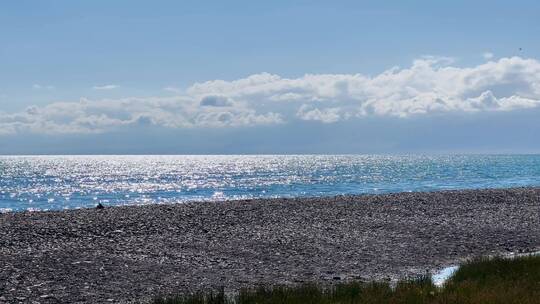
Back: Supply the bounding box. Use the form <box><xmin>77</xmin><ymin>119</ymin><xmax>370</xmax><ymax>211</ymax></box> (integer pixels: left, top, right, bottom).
<box><xmin>297</xmin><ymin>105</ymin><xmax>341</xmax><ymax>123</ymax></box>
<box><xmin>2</xmin><ymin>56</ymin><xmax>540</xmax><ymax>135</ymax></box>
<box><xmin>0</xmin><ymin>96</ymin><xmax>283</xmax><ymax>135</ymax></box>
<box><xmin>187</xmin><ymin>56</ymin><xmax>540</xmax><ymax>119</ymax></box>
<box><xmin>483</xmin><ymin>52</ymin><xmax>494</xmax><ymax>60</ymax></box>
<box><xmin>93</xmin><ymin>84</ymin><xmax>119</xmax><ymax>90</ymax></box>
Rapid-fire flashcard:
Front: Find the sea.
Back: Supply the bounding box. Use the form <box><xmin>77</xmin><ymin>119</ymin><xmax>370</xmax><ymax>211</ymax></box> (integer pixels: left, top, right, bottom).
<box><xmin>1</xmin><ymin>154</ymin><xmax>540</xmax><ymax>212</ymax></box>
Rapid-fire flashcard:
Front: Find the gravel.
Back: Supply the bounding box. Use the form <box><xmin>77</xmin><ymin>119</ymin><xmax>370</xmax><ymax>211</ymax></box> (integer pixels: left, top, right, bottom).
<box><xmin>1</xmin><ymin>187</ymin><xmax>540</xmax><ymax>303</ymax></box>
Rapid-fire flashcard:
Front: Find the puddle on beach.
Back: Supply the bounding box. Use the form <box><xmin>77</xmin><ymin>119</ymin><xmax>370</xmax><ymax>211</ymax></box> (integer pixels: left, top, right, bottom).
<box><xmin>432</xmin><ymin>266</ymin><xmax>459</xmax><ymax>287</ymax></box>
<box><xmin>431</xmin><ymin>250</ymin><xmax>540</xmax><ymax>287</ymax></box>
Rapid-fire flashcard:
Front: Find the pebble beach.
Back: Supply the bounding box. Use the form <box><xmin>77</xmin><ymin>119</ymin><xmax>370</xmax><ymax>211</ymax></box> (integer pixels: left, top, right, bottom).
<box><xmin>1</xmin><ymin>187</ymin><xmax>540</xmax><ymax>303</ymax></box>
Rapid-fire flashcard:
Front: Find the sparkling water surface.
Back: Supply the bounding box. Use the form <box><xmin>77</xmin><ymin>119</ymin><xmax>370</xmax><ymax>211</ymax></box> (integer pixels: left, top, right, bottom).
<box><xmin>1</xmin><ymin>155</ymin><xmax>540</xmax><ymax>212</ymax></box>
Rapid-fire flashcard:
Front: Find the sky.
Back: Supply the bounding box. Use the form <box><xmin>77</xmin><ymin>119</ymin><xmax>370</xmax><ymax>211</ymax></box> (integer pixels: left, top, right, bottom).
<box><xmin>1</xmin><ymin>0</ymin><xmax>540</xmax><ymax>154</ymax></box>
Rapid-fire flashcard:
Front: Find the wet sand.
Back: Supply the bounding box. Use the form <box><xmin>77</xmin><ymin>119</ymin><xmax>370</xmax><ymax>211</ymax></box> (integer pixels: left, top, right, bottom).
<box><xmin>1</xmin><ymin>187</ymin><xmax>540</xmax><ymax>303</ymax></box>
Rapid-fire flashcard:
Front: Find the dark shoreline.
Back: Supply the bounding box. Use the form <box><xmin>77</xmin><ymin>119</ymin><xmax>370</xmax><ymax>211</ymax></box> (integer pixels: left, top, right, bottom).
<box><xmin>1</xmin><ymin>187</ymin><xmax>540</xmax><ymax>303</ymax></box>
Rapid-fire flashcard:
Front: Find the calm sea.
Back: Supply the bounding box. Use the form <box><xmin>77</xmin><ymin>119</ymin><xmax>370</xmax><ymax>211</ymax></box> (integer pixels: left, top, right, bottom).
<box><xmin>1</xmin><ymin>155</ymin><xmax>540</xmax><ymax>212</ymax></box>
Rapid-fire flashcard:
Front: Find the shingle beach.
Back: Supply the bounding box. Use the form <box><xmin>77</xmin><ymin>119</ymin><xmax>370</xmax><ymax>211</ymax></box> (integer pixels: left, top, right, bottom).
<box><xmin>1</xmin><ymin>187</ymin><xmax>540</xmax><ymax>303</ymax></box>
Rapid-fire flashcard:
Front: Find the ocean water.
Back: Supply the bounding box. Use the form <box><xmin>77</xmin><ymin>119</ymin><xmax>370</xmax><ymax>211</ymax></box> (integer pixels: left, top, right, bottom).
<box><xmin>1</xmin><ymin>155</ymin><xmax>540</xmax><ymax>212</ymax></box>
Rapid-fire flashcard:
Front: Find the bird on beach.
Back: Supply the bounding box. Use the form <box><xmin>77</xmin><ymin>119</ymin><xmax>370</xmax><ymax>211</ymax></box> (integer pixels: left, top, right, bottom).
<box><xmin>96</xmin><ymin>202</ymin><xmax>105</xmax><ymax>209</ymax></box>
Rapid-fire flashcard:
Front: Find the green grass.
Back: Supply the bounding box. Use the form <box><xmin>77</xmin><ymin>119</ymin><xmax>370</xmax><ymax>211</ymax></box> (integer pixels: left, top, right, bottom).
<box><xmin>153</xmin><ymin>254</ymin><xmax>540</xmax><ymax>304</ymax></box>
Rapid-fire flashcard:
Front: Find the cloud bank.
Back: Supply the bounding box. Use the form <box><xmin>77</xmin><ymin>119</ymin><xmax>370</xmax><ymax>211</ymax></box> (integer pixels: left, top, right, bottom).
<box><xmin>2</xmin><ymin>56</ymin><xmax>540</xmax><ymax>135</ymax></box>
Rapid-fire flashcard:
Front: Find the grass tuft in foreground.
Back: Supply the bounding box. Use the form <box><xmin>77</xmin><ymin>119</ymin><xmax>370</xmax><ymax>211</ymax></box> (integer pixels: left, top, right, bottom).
<box><xmin>154</xmin><ymin>254</ymin><xmax>540</xmax><ymax>304</ymax></box>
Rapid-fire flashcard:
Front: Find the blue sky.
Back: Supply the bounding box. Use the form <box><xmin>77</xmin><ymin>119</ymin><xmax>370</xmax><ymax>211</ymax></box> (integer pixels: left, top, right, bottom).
<box><xmin>1</xmin><ymin>1</ymin><xmax>540</xmax><ymax>154</ymax></box>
